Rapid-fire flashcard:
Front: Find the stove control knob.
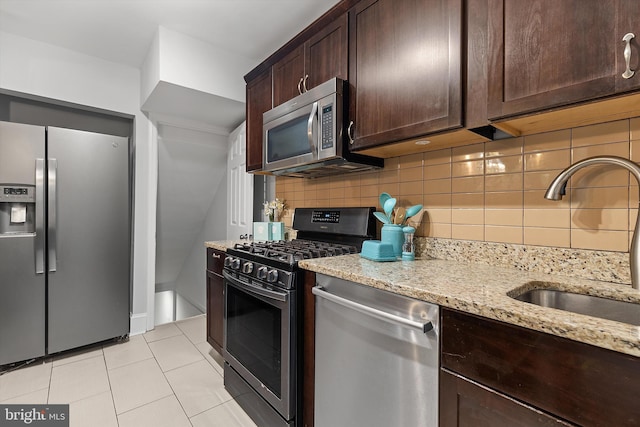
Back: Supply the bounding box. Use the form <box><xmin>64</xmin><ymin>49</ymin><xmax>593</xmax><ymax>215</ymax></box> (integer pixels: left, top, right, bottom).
<box><xmin>242</xmin><ymin>262</ymin><xmax>254</xmax><ymax>274</ymax></box>
<box><xmin>257</xmin><ymin>266</ymin><xmax>268</xmax><ymax>280</ymax></box>
<box><xmin>267</xmin><ymin>269</ymin><xmax>279</xmax><ymax>283</ymax></box>
<box><xmin>231</xmin><ymin>258</ymin><xmax>241</xmax><ymax>270</ymax></box>
<box><xmin>224</xmin><ymin>256</ymin><xmax>233</xmax><ymax>267</ymax></box>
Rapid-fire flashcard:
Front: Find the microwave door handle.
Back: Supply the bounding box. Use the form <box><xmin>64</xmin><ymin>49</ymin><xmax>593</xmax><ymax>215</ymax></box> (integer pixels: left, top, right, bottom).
<box><xmin>307</xmin><ymin>101</ymin><xmax>318</xmax><ymax>152</ymax></box>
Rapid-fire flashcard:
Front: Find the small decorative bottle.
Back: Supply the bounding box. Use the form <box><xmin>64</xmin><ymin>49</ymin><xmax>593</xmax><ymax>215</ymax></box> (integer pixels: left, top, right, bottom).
<box><xmin>401</xmin><ymin>226</ymin><xmax>415</xmax><ymax>261</ymax></box>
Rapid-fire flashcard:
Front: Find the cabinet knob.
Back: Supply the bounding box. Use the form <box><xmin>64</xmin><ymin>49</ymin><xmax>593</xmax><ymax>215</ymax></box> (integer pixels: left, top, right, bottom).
<box><xmin>212</xmin><ymin>252</ymin><xmax>221</xmax><ymax>259</ymax></box>
<box><xmin>302</xmin><ymin>74</ymin><xmax>309</xmax><ymax>92</ymax></box>
<box><xmin>622</xmin><ymin>33</ymin><xmax>635</xmax><ymax>79</ymax></box>
<box><xmin>347</xmin><ymin>121</ymin><xmax>355</xmax><ymax>145</ymax></box>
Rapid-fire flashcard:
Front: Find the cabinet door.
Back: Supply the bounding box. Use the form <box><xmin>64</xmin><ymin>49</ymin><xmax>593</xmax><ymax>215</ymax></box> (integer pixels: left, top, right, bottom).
<box><xmin>206</xmin><ymin>247</ymin><xmax>224</xmax><ymax>273</ymax></box>
<box><xmin>206</xmin><ymin>270</ymin><xmax>224</xmax><ymax>353</ymax></box>
<box><xmin>487</xmin><ymin>0</ymin><xmax>632</xmax><ymax>119</ymax></box>
<box><xmin>616</xmin><ymin>0</ymin><xmax>640</xmax><ymax>93</ymax></box>
<box><xmin>440</xmin><ymin>370</ymin><xmax>576</xmax><ymax>427</ymax></box>
<box><xmin>273</xmin><ymin>45</ymin><xmax>306</xmax><ymax>107</ymax></box>
<box><xmin>206</xmin><ymin>247</ymin><xmax>224</xmax><ymax>353</ymax></box>
<box><xmin>246</xmin><ymin>68</ymin><xmax>272</xmax><ymax>172</ymax></box>
<box><xmin>273</xmin><ymin>14</ymin><xmax>348</xmax><ymax>107</ymax></box>
<box><xmin>305</xmin><ymin>13</ymin><xmax>348</xmax><ymax>90</ymax></box>
<box><xmin>348</xmin><ymin>0</ymin><xmax>463</xmax><ymax>151</ymax></box>
<box><xmin>441</xmin><ymin>309</ymin><xmax>640</xmax><ymax>427</ymax></box>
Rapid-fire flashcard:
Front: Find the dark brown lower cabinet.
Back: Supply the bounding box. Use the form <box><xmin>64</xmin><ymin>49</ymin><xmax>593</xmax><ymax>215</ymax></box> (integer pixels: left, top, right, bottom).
<box><xmin>440</xmin><ymin>308</ymin><xmax>640</xmax><ymax>427</ymax></box>
<box><xmin>440</xmin><ymin>369</ymin><xmax>575</xmax><ymax>427</ymax></box>
<box><xmin>206</xmin><ymin>248</ymin><xmax>224</xmax><ymax>353</ymax></box>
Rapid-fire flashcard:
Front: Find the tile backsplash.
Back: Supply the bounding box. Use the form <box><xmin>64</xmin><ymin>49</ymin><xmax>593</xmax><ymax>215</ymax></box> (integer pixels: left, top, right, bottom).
<box><xmin>276</xmin><ymin>117</ymin><xmax>640</xmax><ymax>254</ymax></box>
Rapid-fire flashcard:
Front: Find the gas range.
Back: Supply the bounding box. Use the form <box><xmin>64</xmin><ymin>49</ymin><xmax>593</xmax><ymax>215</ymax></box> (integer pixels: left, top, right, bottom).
<box><xmin>223</xmin><ymin>207</ymin><xmax>376</xmax><ymax>289</ymax></box>
<box><xmin>221</xmin><ymin>207</ymin><xmax>375</xmax><ymax>427</ymax></box>
<box><xmin>225</xmin><ymin>239</ymin><xmax>360</xmax><ymax>289</ymax></box>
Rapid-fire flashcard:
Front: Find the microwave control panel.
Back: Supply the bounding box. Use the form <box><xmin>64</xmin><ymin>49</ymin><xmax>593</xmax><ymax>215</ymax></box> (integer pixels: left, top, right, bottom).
<box><xmin>321</xmin><ymin>104</ymin><xmax>334</xmax><ymax>149</ymax></box>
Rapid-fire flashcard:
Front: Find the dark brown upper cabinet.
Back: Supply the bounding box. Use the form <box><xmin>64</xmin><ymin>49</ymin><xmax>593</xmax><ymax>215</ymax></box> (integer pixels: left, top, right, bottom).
<box><xmin>347</xmin><ymin>0</ymin><xmax>464</xmax><ymax>152</ymax></box>
<box><xmin>245</xmin><ymin>68</ymin><xmax>272</xmax><ymax>172</ymax></box>
<box><xmin>487</xmin><ymin>0</ymin><xmax>640</xmax><ymax>122</ymax></box>
<box><xmin>273</xmin><ymin>14</ymin><xmax>348</xmax><ymax>107</ymax></box>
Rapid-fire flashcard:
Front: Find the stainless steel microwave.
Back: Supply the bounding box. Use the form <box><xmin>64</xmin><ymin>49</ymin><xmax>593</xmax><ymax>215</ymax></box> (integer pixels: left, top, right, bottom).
<box><xmin>262</xmin><ymin>78</ymin><xmax>383</xmax><ymax>178</ymax></box>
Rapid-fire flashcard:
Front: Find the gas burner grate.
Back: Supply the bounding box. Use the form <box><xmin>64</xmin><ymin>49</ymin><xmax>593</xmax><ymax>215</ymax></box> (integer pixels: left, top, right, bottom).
<box><xmin>232</xmin><ymin>239</ymin><xmax>358</xmax><ymax>264</ymax></box>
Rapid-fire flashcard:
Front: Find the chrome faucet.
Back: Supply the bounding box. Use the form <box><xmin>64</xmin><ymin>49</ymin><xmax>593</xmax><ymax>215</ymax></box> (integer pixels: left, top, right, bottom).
<box><xmin>545</xmin><ymin>156</ymin><xmax>640</xmax><ymax>290</ymax></box>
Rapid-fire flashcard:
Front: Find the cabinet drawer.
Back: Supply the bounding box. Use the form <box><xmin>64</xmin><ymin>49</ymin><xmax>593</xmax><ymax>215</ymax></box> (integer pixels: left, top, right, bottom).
<box><xmin>441</xmin><ymin>308</ymin><xmax>640</xmax><ymax>426</ymax></box>
<box><xmin>439</xmin><ymin>369</ymin><xmax>575</xmax><ymax>427</ymax></box>
<box><xmin>206</xmin><ymin>248</ymin><xmax>225</xmax><ymax>274</ymax></box>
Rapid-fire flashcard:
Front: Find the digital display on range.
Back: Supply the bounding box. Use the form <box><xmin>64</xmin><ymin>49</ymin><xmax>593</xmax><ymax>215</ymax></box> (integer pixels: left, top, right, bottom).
<box><xmin>311</xmin><ymin>210</ymin><xmax>340</xmax><ymax>223</ymax></box>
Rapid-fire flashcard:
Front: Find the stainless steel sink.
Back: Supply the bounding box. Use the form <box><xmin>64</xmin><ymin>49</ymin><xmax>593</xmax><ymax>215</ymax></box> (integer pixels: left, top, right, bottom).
<box><xmin>512</xmin><ymin>289</ymin><xmax>640</xmax><ymax>326</ymax></box>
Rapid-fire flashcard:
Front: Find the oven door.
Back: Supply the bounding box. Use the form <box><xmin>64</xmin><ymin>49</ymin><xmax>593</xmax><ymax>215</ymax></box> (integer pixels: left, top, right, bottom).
<box><xmin>223</xmin><ymin>269</ymin><xmax>295</xmax><ymax>421</ymax></box>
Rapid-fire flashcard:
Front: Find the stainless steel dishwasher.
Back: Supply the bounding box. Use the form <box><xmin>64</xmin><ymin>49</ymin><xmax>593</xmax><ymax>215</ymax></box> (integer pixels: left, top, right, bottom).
<box><xmin>312</xmin><ymin>273</ymin><xmax>439</xmax><ymax>427</ymax></box>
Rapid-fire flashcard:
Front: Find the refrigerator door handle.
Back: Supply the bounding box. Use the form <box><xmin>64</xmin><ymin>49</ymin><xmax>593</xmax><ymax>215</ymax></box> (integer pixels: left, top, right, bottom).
<box><xmin>48</xmin><ymin>158</ymin><xmax>57</xmax><ymax>272</ymax></box>
<box><xmin>35</xmin><ymin>159</ymin><xmax>45</xmax><ymax>274</ymax></box>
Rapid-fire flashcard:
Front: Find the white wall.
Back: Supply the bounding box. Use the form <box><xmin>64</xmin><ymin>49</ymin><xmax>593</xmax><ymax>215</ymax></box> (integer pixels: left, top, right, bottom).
<box><xmin>173</xmin><ymin>172</ymin><xmax>227</xmax><ymax>312</ymax></box>
<box><xmin>156</xmin><ymin>26</ymin><xmax>252</xmax><ymax>103</ymax></box>
<box><xmin>140</xmin><ymin>27</ymin><xmax>248</xmax><ymax>134</ymax></box>
<box><xmin>155</xmin><ymin>123</ymin><xmax>227</xmax><ymax>312</ymax></box>
<box><xmin>0</xmin><ymin>30</ymin><xmax>156</xmax><ymax>335</ymax></box>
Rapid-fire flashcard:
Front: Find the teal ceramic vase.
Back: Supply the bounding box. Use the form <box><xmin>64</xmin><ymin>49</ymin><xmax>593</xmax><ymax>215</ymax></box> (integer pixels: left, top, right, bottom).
<box><xmin>381</xmin><ymin>224</ymin><xmax>403</xmax><ymax>258</ymax></box>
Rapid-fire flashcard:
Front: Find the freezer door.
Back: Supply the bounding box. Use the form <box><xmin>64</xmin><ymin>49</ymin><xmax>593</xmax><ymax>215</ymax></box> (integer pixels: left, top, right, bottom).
<box><xmin>47</xmin><ymin>127</ymin><xmax>130</xmax><ymax>354</ymax></box>
<box><xmin>0</xmin><ymin>121</ymin><xmax>46</xmax><ymax>365</ymax></box>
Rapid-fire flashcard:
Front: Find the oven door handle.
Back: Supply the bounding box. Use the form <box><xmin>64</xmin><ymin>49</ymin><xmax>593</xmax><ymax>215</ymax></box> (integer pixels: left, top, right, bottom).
<box><xmin>224</xmin><ymin>270</ymin><xmax>288</xmax><ymax>303</ymax></box>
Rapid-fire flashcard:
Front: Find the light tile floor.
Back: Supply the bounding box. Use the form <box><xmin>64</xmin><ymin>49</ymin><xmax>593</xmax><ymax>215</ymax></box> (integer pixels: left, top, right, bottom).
<box><xmin>0</xmin><ymin>315</ymin><xmax>257</xmax><ymax>427</ymax></box>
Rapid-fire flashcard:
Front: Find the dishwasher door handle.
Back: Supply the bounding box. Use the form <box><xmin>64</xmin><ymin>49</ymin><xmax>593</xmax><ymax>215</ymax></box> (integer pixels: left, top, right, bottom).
<box><xmin>312</xmin><ymin>286</ymin><xmax>433</xmax><ymax>333</ymax></box>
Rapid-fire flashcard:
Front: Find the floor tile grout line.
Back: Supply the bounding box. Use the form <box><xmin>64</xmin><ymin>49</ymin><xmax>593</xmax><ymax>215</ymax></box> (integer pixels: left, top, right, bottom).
<box><xmin>110</xmin><ymin>357</ymin><xmax>172</xmax><ymax>418</ymax></box>
<box><xmin>100</xmin><ymin>348</ymin><xmax>121</xmax><ymax>426</ymax></box>
<box><xmin>113</xmin><ymin>391</ymin><xmax>175</xmax><ymax>418</ymax></box>
<box><xmin>1</xmin><ymin>316</ymin><xmax>257</xmax><ymax>427</ymax></box>
<box><xmin>104</xmin><ymin>354</ymin><xmax>156</xmax><ymax>372</ymax></box>
<box><xmin>46</xmin><ymin>359</ymin><xmax>51</xmax><ymax>405</ymax></box>
<box><xmin>161</xmin><ymin>356</ymin><xmax>208</xmax><ymax>375</ymax></box>
<box><xmin>109</xmin><ymin>329</ymin><xmax>188</xmax><ymax>419</ymax></box>
<box><xmin>48</xmin><ymin>353</ymin><xmax>112</xmax><ymax>407</ymax></box>
<box><xmin>186</xmin><ymin>393</ymin><xmax>236</xmax><ymax>421</ymax></box>
<box><xmin>159</xmin><ymin>354</ymin><xmax>196</xmax><ymax>426</ymax></box>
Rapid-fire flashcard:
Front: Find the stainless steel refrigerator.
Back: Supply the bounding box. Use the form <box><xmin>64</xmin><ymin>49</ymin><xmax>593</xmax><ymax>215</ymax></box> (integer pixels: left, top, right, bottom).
<box><xmin>0</xmin><ymin>121</ymin><xmax>130</xmax><ymax>366</ymax></box>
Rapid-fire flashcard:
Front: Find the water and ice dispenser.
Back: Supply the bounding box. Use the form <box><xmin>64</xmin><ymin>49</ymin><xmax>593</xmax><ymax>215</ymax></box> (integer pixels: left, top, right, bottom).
<box><xmin>0</xmin><ymin>184</ymin><xmax>36</xmax><ymax>235</ymax></box>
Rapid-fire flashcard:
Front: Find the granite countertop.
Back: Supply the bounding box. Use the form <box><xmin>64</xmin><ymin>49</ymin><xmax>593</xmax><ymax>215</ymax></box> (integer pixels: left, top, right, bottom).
<box><xmin>298</xmin><ymin>255</ymin><xmax>640</xmax><ymax>358</ymax></box>
<box><xmin>205</xmin><ymin>240</ymin><xmax>244</xmax><ymax>252</ymax></box>
<box><xmin>204</xmin><ymin>240</ymin><xmax>640</xmax><ymax>358</ymax></box>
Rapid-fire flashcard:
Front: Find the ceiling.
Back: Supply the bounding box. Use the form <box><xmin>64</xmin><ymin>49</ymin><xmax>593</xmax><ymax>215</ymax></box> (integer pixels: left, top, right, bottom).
<box><xmin>0</xmin><ymin>0</ymin><xmax>340</xmax><ymax>130</ymax></box>
<box><xmin>0</xmin><ymin>0</ymin><xmax>340</xmax><ymax>68</ymax></box>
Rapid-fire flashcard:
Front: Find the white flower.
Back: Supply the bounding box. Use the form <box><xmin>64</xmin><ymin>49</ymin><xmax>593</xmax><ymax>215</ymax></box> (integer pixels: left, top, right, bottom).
<box><xmin>263</xmin><ymin>198</ymin><xmax>286</xmax><ymax>219</ymax></box>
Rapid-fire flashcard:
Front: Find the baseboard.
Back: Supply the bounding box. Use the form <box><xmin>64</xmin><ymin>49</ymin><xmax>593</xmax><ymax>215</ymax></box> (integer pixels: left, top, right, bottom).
<box><xmin>129</xmin><ymin>312</ymin><xmax>147</xmax><ymax>336</ymax></box>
